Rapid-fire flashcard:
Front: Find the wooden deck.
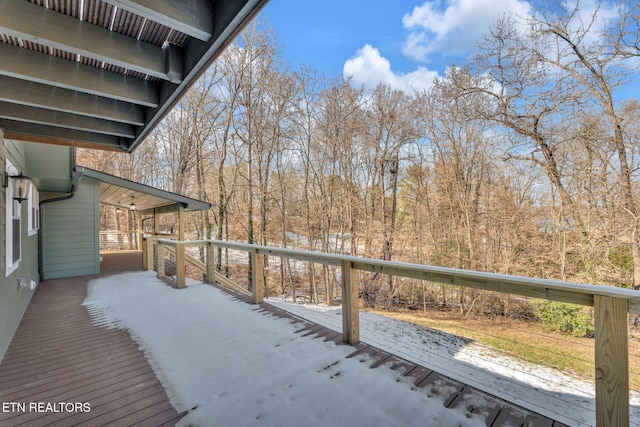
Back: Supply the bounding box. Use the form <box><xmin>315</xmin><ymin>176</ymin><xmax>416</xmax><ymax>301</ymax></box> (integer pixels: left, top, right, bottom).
<box><xmin>216</xmin><ymin>284</ymin><xmax>568</xmax><ymax>427</ymax></box>
<box><xmin>0</xmin><ymin>252</ymin><xmax>185</xmax><ymax>427</ymax></box>
<box><xmin>0</xmin><ymin>251</ymin><xmax>567</xmax><ymax>427</ymax></box>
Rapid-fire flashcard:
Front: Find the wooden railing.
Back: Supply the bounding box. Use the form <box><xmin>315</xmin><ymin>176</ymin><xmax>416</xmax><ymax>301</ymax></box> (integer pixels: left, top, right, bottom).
<box><xmin>141</xmin><ymin>233</ymin><xmax>176</xmax><ymax>270</ymax></box>
<box><xmin>143</xmin><ymin>237</ymin><xmax>640</xmax><ymax>427</ymax></box>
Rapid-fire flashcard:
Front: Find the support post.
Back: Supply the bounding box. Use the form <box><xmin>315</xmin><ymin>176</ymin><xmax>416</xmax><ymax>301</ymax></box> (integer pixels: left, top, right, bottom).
<box><xmin>341</xmin><ymin>260</ymin><xmax>359</xmax><ymax>344</ymax></box>
<box><xmin>146</xmin><ymin>238</ymin><xmax>155</xmax><ymax>271</ymax></box>
<box><xmin>251</xmin><ymin>248</ymin><xmax>264</xmax><ymax>304</ymax></box>
<box><xmin>157</xmin><ymin>242</ymin><xmax>165</xmax><ymax>278</ymax></box>
<box><xmin>154</xmin><ymin>209</ymin><xmax>160</xmax><ymax>234</ymax></box>
<box><xmin>206</xmin><ymin>242</ymin><xmax>216</xmax><ymax>284</ymax></box>
<box><xmin>176</xmin><ymin>242</ymin><xmax>186</xmax><ymax>289</ymax></box>
<box><xmin>177</xmin><ymin>208</ymin><xmax>185</xmax><ymax>241</ymax></box>
<box><xmin>142</xmin><ymin>236</ymin><xmax>148</xmax><ymax>270</ymax></box>
<box><xmin>137</xmin><ymin>212</ymin><xmax>143</xmax><ymax>250</ymax></box>
<box><xmin>594</xmin><ymin>295</ymin><xmax>629</xmax><ymax>427</ymax></box>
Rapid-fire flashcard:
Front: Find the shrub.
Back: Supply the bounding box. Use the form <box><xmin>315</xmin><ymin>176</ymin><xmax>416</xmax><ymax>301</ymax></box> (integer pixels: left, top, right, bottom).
<box><xmin>533</xmin><ymin>300</ymin><xmax>594</xmax><ymax>338</ymax></box>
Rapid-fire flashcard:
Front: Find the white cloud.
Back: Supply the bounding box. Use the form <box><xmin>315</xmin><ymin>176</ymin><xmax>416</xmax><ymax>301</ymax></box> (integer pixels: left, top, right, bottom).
<box><xmin>402</xmin><ymin>0</ymin><xmax>533</xmax><ymax>61</ymax></box>
<box><xmin>341</xmin><ymin>1</ymin><xmax>535</xmax><ymax>92</ymax></box>
<box><xmin>343</xmin><ymin>44</ymin><xmax>439</xmax><ymax>92</ymax></box>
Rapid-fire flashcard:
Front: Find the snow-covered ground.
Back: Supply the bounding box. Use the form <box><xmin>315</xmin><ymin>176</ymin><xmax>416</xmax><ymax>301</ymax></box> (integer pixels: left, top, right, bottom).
<box><xmin>83</xmin><ymin>271</ymin><xmax>639</xmax><ymax>427</ymax></box>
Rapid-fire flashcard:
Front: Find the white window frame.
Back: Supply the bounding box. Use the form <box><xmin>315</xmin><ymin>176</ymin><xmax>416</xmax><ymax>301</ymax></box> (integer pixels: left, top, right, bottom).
<box><xmin>5</xmin><ymin>159</ymin><xmax>21</xmax><ymax>276</ymax></box>
<box><xmin>27</xmin><ymin>183</ymin><xmax>39</xmax><ymax>236</ymax></box>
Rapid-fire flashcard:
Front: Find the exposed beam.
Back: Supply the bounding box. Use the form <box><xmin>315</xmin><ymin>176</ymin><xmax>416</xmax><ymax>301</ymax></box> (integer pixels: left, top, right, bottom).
<box><xmin>0</xmin><ymin>0</ymin><xmax>183</xmax><ymax>83</ymax></box>
<box><xmin>0</xmin><ymin>102</ymin><xmax>136</xmax><ymax>138</ymax></box>
<box><xmin>0</xmin><ymin>44</ymin><xmax>160</xmax><ymax>107</ymax></box>
<box><xmin>0</xmin><ymin>0</ymin><xmax>269</xmax><ymax>154</ymax></box>
<box><xmin>138</xmin><ymin>204</ymin><xmax>183</xmax><ymax>215</ymax></box>
<box><xmin>0</xmin><ymin>119</ymin><xmax>128</xmax><ymax>151</ymax></box>
<box><xmin>103</xmin><ymin>0</ymin><xmax>214</xmax><ymax>42</ymax></box>
<box><xmin>0</xmin><ymin>76</ymin><xmax>146</xmax><ymax>126</ymax></box>
<box><xmin>129</xmin><ymin>0</ymin><xmax>269</xmax><ymax>151</ymax></box>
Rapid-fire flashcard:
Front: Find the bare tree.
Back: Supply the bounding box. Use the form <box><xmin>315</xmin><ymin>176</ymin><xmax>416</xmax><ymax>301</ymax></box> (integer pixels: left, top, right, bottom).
<box><xmin>467</xmin><ymin>2</ymin><xmax>640</xmax><ymax>286</ymax></box>
<box><xmin>291</xmin><ymin>65</ymin><xmax>328</xmax><ymax>302</ymax></box>
<box><xmin>317</xmin><ymin>79</ymin><xmax>366</xmax><ymax>303</ymax></box>
<box><xmin>416</xmin><ymin>72</ymin><xmax>493</xmax><ymax>271</ymax></box>
<box><xmin>363</xmin><ymin>84</ymin><xmax>420</xmax><ymax>296</ymax></box>
<box><xmin>530</xmin><ymin>0</ymin><xmax>640</xmax><ymax>285</ymax></box>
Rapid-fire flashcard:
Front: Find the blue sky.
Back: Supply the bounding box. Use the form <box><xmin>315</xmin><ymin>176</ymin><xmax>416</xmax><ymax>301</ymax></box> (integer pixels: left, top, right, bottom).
<box><xmin>259</xmin><ymin>0</ymin><xmax>640</xmax><ymax>97</ymax></box>
<box><xmin>259</xmin><ymin>0</ymin><xmax>534</xmax><ymax>91</ymax></box>
<box><xmin>260</xmin><ymin>0</ymin><xmax>422</xmax><ymax>76</ymax></box>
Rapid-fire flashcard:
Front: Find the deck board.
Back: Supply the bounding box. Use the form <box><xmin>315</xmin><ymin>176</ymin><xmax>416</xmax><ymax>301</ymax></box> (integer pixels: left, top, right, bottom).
<box><xmin>0</xmin><ymin>252</ymin><xmax>184</xmax><ymax>427</ymax></box>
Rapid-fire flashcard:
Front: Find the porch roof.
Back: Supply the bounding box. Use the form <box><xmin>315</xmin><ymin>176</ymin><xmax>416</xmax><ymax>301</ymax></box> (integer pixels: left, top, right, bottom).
<box><xmin>81</xmin><ymin>167</ymin><xmax>211</xmax><ymax>213</ymax></box>
<box><xmin>0</xmin><ymin>0</ymin><xmax>268</xmax><ymax>152</ymax></box>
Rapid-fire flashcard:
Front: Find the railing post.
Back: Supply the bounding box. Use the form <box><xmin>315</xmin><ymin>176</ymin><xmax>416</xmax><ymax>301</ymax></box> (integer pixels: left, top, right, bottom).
<box><xmin>341</xmin><ymin>260</ymin><xmax>359</xmax><ymax>344</ymax></box>
<box><xmin>157</xmin><ymin>241</ymin><xmax>165</xmax><ymax>278</ymax></box>
<box><xmin>206</xmin><ymin>241</ymin><xmax>216</xmax><ymax>284</ymax></box>
<box><xmin>142</xmin><ymin>237</ymin><xmax>148</xmax><ymax>269</ymax></box>
<box><xmin>147</xmin><ymin>236</ymin><xmax>158</xmax><ymax>271</ymax></box>
<box><xmin>251</xmin><ymin>248</ymin><xmax>264</xmax><ymax>304</ymax></box>
<box><xmin>594</xmin><ymin>295</ymin><xmax>629</xmax><ymax>427</ymax></box>
<box><xmin>142</xmin><ymin>236</ymin><xmax>153</xmax><ymax>271</ymax></box>
<box><xmin>176</xmin><ymin>242</ymin><xmax>186</xmax><ymax>289</ymax></box>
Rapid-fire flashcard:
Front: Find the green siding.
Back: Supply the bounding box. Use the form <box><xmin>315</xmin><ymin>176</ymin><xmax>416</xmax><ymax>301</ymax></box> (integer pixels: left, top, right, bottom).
<box><xmin>42</xmin><ymin>177</ymin><xmax>100</xmax><ymax>280</ymax></box>
<box><xmin>0</xmin><ymin>136</ymin><xmax>40</xmax><ymax>362</ymax></box>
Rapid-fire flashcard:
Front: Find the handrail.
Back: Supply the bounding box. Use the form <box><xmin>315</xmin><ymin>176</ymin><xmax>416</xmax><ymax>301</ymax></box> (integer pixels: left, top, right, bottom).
<box><xmin>147</xmin><ymin>237</ymin><xmax>635</xmax><ymax>427</ymax></box>
<box><xmin>162</xmin><ymin>242</ymin><xmax>252</xmax><ymax>297</ymax></box>
<box><xmin>156</xmin><ymin>238</ymin><xmax>640</xmax><ymax>314</ymax></box>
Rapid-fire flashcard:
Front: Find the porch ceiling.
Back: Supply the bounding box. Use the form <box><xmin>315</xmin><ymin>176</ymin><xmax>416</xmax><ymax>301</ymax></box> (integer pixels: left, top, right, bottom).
<box><xmin>82</xmin><ymin>167</ymin><xmax>211</xmax><ymax>213</ymax></box>
<box><xmin>0</xmin><ymin>0</ymin><xmax>268</xmax><ymax>152</ymax></box>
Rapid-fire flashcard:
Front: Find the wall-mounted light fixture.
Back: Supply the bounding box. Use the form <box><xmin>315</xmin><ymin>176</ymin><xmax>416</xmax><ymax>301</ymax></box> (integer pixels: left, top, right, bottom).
<box><xmin>3</xmin><ymin>166</ymin><xmax>32</xmax><ymax>203</ymax></box>
<box><xmin>129</xmin><ymin>196</ymin><xmax>136</xmax><ymax>211</ymax></box>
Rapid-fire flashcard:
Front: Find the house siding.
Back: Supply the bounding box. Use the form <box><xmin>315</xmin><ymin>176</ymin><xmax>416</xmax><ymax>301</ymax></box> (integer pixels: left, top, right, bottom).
<box><xmin>42</xmin><ymin>177</ymin><xmax>100</xmax><ymax>280</ymax></box>
<box><xmin>0</xmin><ymin>135</ymin><xmax>40</xmax><ymax>362</ymax></box>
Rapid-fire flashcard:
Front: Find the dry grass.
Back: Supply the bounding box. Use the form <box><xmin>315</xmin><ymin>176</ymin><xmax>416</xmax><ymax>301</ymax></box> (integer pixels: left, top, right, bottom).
<box><xmin>368</xmin><ymin>307</ymin><xmax>640</xmax><ymax>391</ymax></box>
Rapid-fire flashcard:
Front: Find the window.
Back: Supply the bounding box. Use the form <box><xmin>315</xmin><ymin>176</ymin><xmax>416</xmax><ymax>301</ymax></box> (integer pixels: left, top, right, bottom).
<box><xmin>27</xmin><ymin>184</ymin><xmax>39</xmax><ymax>236</ymax></box>
<box><xmin>5</xmin><ymin>159</ymin><xmax>21</xmax><ymax>276</ymax></box>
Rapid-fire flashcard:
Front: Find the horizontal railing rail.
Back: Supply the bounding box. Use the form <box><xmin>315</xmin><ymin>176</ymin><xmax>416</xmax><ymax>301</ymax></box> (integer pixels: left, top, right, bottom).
<box><xmin>141</xmin><ymin>233</ymin><xmax>178</xmax><ymax>270</ymax></box>
<box><xmin>161</xmin><ymin>241</ymin><xmax>252</xmax><ymax>297</ymax></box>
<box><xmin>143</xmin><ymin>237</ymin><xmax>637</xmax><ymax>427</ymax></box>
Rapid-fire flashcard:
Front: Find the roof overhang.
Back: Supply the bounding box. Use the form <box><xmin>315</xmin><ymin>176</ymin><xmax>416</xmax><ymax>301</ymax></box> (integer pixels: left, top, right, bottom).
<box><xmin>81</xmin><ymin>167</ymin><xmax>211</xmax><ymax>213</ymax></box>
<box><xmin>0</xmin><ymin>0</ymin><xmax>268</xmax><ymax>153</ymax></box>
<box><xmin>23</xmin><ymin>141</ymin><xmax>75</xmax><ymax>192</ymax></box>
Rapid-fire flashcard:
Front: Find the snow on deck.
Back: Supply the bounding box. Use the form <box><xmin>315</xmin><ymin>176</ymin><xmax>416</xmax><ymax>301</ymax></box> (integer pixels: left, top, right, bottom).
<box><xmin>83</xmin><ymin>271</ymin><xmax>489</xmax><ymax>427</ymax></box>
<box><xmin>83</xmin><ymin>270</ymin><xmax>639</xmax><ymax>426</ymax></box>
